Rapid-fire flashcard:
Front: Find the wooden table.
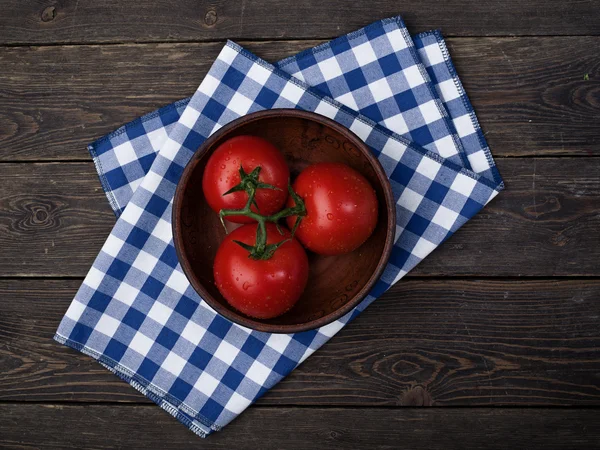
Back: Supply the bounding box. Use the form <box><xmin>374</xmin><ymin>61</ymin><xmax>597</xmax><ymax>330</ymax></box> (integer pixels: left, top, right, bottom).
<box><xmin>1</xmin><ymin>1</ymin><xmax>599</xmax><ymax>448</ymax></box>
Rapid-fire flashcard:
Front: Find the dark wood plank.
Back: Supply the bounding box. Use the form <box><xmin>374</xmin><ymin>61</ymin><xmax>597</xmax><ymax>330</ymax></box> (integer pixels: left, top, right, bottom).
<box><xmin>0</xmin><ymin>163</ymin><xmax>115</xmax><ymax>277</ymax></box>
<box><xmin>1</xmin><ymin>38</ymin><xmax>598</xmax><ymax>161</ymax></box>
<box><xmin>2</xmin><ymin>278</ymin><xmax>599</xmax><ymax>405</ymax></box>
<box><xmin>2</xmin><ymin>404</ymin><xmax>600</xmax><ymax>449</ymax></box>
<box><xmin>1</xmin><ymin>0</ymin><xmax>599</xmax><ymax>45</ymax></box>
<box><xmin>1</xmin><ymin>158</ymin><xmax>599</xmax><ymax>277</ymax></box>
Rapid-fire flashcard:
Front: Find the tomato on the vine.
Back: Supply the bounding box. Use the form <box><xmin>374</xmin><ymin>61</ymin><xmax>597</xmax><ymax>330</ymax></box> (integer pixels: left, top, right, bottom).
<box><xmin>213</xmin><ymin>223</ymin><xmax>309</xmax><ymax>319</ymax></box>
<box><xmin>202</xmin><ymin>135</ymin><xmax>289</xmax><ymax>223</ymax></box>
<box><xmin>286</xmin><ymin>162</ymin><xmax>378</xmax><ymax>255</ymax></box>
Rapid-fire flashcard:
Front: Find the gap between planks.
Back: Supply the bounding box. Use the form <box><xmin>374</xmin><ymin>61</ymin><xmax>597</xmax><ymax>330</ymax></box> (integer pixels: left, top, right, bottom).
<box><xmin>1</xmin><ymin>34</ymin><xmax>599</xmax><ymax>49</ymax></box>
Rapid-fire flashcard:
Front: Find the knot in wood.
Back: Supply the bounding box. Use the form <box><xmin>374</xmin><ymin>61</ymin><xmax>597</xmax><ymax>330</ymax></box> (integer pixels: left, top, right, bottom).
<box><xmin>13</xmin><ymin>198</ymin><xmax>61</xmax><ymax>233</ymax></box>
<box><xmin>41</xmin><ymin>6</ymin><xmax>56</xmax><ymax>22</ymax></box>
<box><xmin>204</xmin><ymin>10</ymin><xmax>218</xmax><ymax>27</ymax></box>
<box><xmin>400</xmin><ymin>385</ymin><xmax>433</xmax><ymax>406</ymax></box>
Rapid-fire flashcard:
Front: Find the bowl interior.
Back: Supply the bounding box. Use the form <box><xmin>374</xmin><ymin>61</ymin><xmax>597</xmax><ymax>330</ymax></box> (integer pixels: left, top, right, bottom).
<box><xmin>175</xmin><ymin>112</ymin><xmax>392</xmax><ymax>332</ymax></box>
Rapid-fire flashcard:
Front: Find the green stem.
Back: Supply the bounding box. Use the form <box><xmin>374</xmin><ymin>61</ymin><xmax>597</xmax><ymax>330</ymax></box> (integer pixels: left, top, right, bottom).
<box><xmin>219</xmin><ymin>172</ymin><xmax>306</xmax><ymax>260</ymax></box>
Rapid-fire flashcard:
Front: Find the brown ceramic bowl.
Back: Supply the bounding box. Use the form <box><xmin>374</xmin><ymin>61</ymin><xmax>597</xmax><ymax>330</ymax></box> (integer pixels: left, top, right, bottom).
<box><xmin>173</xmin><ymin>109</ymin><xmax>395</xmax><ymax>333</ymax></box>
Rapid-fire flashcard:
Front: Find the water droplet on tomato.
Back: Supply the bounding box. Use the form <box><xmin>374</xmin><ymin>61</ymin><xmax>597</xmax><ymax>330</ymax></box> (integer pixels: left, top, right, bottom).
<box><xmin>243</xmin><ymin>281</ymin><xmax>251</xmax><ymax>290</ymax></box>
<box><xmin>220</xmin><ymin>164</ymin><xmax>226</xmax><ymax>169</ymax></box>
<box><xmin>225</xmin><ymin>156</ymin><xmax>230</xmax><ymax>161</ymax></box>
<box><xmin>236</xmin><ymin>277</ymin><xmax>239</xmax><ymax>281</ymax></box>
<box><xmin>327</xmin><ymin>213</ymin><xmax>334</xmax><ymax>220</ymax></box>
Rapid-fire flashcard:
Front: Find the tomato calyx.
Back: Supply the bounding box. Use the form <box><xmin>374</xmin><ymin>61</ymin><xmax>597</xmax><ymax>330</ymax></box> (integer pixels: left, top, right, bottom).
<box><xmin>232</xmin><ymin>236</ymin><xmax>290</xmax><ymax>261</ymax></box>
<box><xmin>222</xmin><ymin>165</ymin><xmax>282</xmax><ymax>210</ymax></box>
<box><xmin>218</xmin><ymin>166</ymin><xmax>307</xmax><ymax>260</ymax></box>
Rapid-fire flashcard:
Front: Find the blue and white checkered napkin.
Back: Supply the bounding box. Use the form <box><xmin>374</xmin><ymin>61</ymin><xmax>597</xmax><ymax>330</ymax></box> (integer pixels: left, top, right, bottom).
<box><xmin>55</xmin><ymin>17</ymin><xmax>503</xmax><ymax>437</ymax></box>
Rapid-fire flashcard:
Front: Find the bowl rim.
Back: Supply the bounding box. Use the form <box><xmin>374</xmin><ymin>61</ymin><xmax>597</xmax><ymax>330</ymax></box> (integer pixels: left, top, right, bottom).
<box><xmin>172</xmin><ymin>109</ymin><xmax>396</xmax><ymax>334</ymax></box>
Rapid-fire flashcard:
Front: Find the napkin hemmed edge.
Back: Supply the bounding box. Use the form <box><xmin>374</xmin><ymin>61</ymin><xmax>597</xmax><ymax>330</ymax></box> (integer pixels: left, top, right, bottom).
<box><xmin>432</xmin><ymin>30</ymin><xmax>504</xmax><ymax>189</ymax></box>
<box><xmin>53</xmin><ymin>333</ymin><xmax>216</xmax><ymax>438</ymax></box>
<box><xmin>414</xmin><ymin>29</ymin><xmax>504</xmax><ymax>189</ymax></box>
<box><xmin>88</xmin><ymin>98</ymin><xmax>193</xmax><ymax>218</ymax></box>
<box><xmin>88</xmin><ymin>143</ymin><xmax>122</xmax><ymax>217</ymax></box>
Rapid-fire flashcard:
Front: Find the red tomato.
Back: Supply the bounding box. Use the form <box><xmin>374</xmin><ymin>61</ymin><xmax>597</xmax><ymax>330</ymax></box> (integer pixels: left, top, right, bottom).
<box><xmin>213</xmin><ymin>223</ymin><xmax>309</xmax><ymax>319</ymax></box>
<box><xmin>286</xmin><ymin>162</ymin><xmax>378</xmax><ymax>255</ymax></box>
<box><xmin>202</xmin><ymin>135</ymin><xmax>289</xmax><ymax>223</ymax></box>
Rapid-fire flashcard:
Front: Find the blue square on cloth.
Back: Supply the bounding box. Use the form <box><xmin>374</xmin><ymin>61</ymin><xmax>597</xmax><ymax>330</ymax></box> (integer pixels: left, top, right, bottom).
<box><xmin>425</xmin><ymin>180</ymin><xmax>450</xmax><ymax>204</ymax></box>
<box><xmin>175</xmin><ymin>295</ymin><xmax>199</xmax><ymax>319</ymax></box>
<box><xmin>140</xmin><ymin>153</ymin><xmax>155</xmax><ymax>173</ymax></box>
<box><xmin>255</xmin><ymin>86</ymin><xmax>279</xmax><ymax>109</ymax></box>
<box><xmin>200</xmin><ymin>398</ymin><xmax>226</xmax><ymax>423</ymax></box>
<box><xmin>126</xmin><ymin>121</ymin><xmax>148</xmax><ymax>141</ymax></box>
<box><xmin>169</xmin><ymin>378</ymin><xmax>194</xmax><ymax>399</ymax></box>
<box><xmin>344</xmin><ymin>67</ymin><xmax>368</xmax><ymax>91</ymax></box>
<box><xmin>146</xmin><ymin>195</ymin><xmax>170</xmax><ymax>218</ymax></box>
<box><xmin>221</xmin><ymin>367</ymin><xmax>245</xmax><ymax>391</ymax></box>
<box><xmin>140</xmin><ymin>276</ymin><xmax>164</xmax><ymax>298</ymax></box>
<box><xmin>272</xmin><ymin>354</ymin><xmax>297</xmax><ymax>376</ymax></box>
<box><xmin>461</xmin><ymin>197</ymin><xmax>484</xmax><ymax>218</ymax></box>
<box><xmin>207</xmin><ymin>315</ymin><xmax>232</xmax><ymax>339</ymax></box>
<box><xmin>203</xmin><ymin>98</ymin><xmax>226</xmax><ymax>122</ymax></box>
<box><xmin>138</xmin><ymin>358</ymin><xmax>161</xmax><ymax>380</ymax></box>
<box><xmin>104</xmin><ymin>339</ymin><xmax>129</xmax><ymax>361</ymax></box>
<box><xmin>156</xmin><ymin>327</ymin><xmax>180</xmax><ymax>350</ymax></box>
<box><xmin>70</xmin><ymin>322</ymin><xmax>94</xmax><ymax>344</ymax></box>
<box><xmin>189</xmin><ymin>347</ymin><xmax>212</xmax><ymax>371</ymax></box>
<box><xmin>164</xmin><ymin>162</ymin><xmax>185</xmax><ymax>186</ymax></box>
<box><xmin>106</xmin><ymin>259</ymin><xmax>131</xmax><ymax>281</ymax></box>
<box><xmin>222</xmin><ymin>66</ymin><xmax>246</xmax><ymax>91</ymax></box>
<box><xmin>159</xmin><ymin>248</ymin><xmax>179</xmax><ymax>270</ymax></box>
<box><xmin>105</xmin><ymin>167</ymin><xmax>130</xmax><ymax>189</ymax></box>
<box><xmin>395</xmin><ymin>90</ymin><xmax>418</xmax><ymax>112</ymax></box>
<box><xmin>240</xmin><ymin>335</ymin><xmax>266</xmax><ymax>359</ymax></box>
<box><xmin>125</xmin><ymin>226</ymin><xmax>151</xmax><ymax>248</ymax></box>
<box><xmin>379</xmin><ymin>53</ymin><xmax>402</xmax><ymax>77</ymax></box>
<box><xmin>87</xmin><ymin>291</ymin><xmax>112</xmax><ymax>313</ymax></box>
<box><xmin>122</xmin><ymin>308</ymin><xmax>146</xmax><ymax>330</ymax></box>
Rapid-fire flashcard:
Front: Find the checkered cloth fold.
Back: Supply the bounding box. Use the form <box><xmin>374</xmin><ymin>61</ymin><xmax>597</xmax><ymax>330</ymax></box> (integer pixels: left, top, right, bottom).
<box><xmin>55</xmin><ymin>17</ymin><xmax>503</xmax><ymax>438</ymax></box>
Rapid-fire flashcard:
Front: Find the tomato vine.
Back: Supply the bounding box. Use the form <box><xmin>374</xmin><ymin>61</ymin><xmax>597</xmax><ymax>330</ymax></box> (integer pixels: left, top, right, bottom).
<box><xmin>218</xmin><ymin>165</ymin><xmax>306</xmax><ymax>260</ymax></box>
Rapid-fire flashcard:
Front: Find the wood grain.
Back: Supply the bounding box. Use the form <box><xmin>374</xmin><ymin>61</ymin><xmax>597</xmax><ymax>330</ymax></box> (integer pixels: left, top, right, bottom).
<box><xmin>0</xmin><ymin>163</ymin><xmax>114</xmax><ymax>276</ymax></box>
<box><xmin>1</xmin><ymin>158</ymin><xmax>599</xmax><ymax>277</ymax></box>
<box><xmin>1</xmin><ymin>0</ymin><xmax>599</xmax><ymax>45</ymax></box>
<box><xmin>0</xmin><ymin>37</ymin><xmax>598</xmax><ymax>161</ymax></box>
<box><xmin>2</xmin><ymin>278</ymin><xmax>599</xmax><ymax>405</ymax></box>
<box><xmin>1</xmin><ymin>404</ymin><xmax>600</xmax><ymax>449</ymax></box>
